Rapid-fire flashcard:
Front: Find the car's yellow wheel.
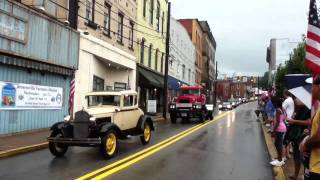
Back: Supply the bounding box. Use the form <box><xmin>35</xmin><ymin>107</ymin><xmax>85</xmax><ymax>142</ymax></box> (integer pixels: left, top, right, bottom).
<box><xmin>106</xmin><ymin>133</ymin><xmax>117</xmax><ymax>156</ymax></box>
<box><xmin>100</xmin><ymin>130</ymin><xmax>117</xmax><ymax>158</ymax></box>
<box><xmin>140</xmin><ymin>123</ymin><xmax>152</xmax><ymax>145</ymax></box>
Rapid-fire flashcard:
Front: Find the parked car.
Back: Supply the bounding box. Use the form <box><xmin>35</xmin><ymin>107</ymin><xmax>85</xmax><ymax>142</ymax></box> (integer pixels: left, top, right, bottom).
<box><xmin>219</xmin><ymin>102</ymin><xmax>233</xmax><ymax>110</ymax></box>
<box><xmin>47</xmin><ymin>90</ymin><xmax>154</xmax><ymax>159</ymax></box>
<box><xmin>231</xmin><ymin>101</ymin><xmax>237</xmax><ymax>108</ymax></box>
<box><xmin>242</xmin><ymin>98</ymin><xmax>248</xmax><ymax>103</ymax></box>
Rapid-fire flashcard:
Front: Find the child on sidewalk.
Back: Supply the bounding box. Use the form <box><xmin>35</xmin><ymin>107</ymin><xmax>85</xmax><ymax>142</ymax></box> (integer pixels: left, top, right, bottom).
<box><xmin>270</xmin><ymin>97</ymin><xmax>287</xmax><ymax>167</ymax></box>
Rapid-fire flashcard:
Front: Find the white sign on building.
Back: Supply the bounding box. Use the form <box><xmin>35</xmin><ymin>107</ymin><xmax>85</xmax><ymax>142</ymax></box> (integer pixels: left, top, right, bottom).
<box><xmin>0</xmin><ymin>81</ymin><xmax>63</xmax><ymax>110</ymax></box>
<box><xmin>147</xmin><ymin>100</ymin><xmax>157</xmax><ymax>113</ymax></box>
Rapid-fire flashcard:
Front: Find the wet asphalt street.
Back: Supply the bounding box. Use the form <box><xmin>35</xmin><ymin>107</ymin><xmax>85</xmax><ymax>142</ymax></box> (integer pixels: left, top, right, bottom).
<box><xmin>0</xmin><ymin>102</ymin><xmax>273</xmax><ymax>180</ymax></box>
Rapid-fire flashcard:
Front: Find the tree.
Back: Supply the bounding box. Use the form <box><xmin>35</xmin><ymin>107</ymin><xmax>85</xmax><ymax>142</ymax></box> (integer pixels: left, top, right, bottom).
<box><xmin>274</xmin><ymin>36</ymin><xmax>310</xmax><ymax>96</ymax></box>
<box><xmin>258</xmin><ymin>71</ymin><xmax>269</xmax><ymax>90</ymax></box>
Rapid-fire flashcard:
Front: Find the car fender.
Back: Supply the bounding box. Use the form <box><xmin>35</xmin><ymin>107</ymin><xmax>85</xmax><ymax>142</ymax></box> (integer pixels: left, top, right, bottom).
<box><xmin>137</xmin><ymin>115</ymin><xmax>155</xmax><ymax>132</ymax></box>
<box><xmin>50</xmin><ymin>122</ymin><xmax>65</xmax><ymax>131</ymax></box>
<box><xmin>100</xmin><ymin>123</ymin><xmax>122</xmax><ymax>137</ymax></box>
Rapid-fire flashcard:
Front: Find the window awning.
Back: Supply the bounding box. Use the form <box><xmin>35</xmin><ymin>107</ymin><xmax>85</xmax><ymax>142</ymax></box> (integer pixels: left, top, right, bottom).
<box><xmin>168</xmin><ymin>76</ymin><xmax>188</xmax><ymax>90</ymax></box>
<box><xmin>0</xmin><ymin>55</ymin><xmax>74</xmax><ymax>76</ymax></box>
<box><xmin>138</xmin><ymin>67</ymin><xmax>164</xmax><ymax>88</ymax></box>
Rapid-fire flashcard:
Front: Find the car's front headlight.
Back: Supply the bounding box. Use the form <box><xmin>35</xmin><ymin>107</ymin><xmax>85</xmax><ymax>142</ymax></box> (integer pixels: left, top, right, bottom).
<box><xmin>64</xmin><ymin>115</ymin><xmax>71</xmax><ymax>122</ymax></box>
<box><xmin>192</xmin><ymin>105</ymin><xmax>202</xmax><ymax>109</ymax></box>
<box><xmin>170</xmin><ymin>104</ymin><xmax>176</xmax><ymax>109</ymax></box>
<box><xmin>89</xmin><ymin>116</ymin><xmax>96</xmax><ymax>122</ymax></box>
<box><xmin>227</xmin><ymin>105</ymin><xmax>231</xmax><ymax>108</ymax></box>
<box><xmin>218</xmin><ymin>105</ymin><xmax>222</xmax><ymax>108</ymax></box>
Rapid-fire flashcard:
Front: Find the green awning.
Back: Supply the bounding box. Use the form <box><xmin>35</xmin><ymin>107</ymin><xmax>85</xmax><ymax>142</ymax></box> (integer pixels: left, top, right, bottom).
<box><xmin>138</xmin><ymin>67</ymin><xmax>164</xmax><ymax>88</ymax></box>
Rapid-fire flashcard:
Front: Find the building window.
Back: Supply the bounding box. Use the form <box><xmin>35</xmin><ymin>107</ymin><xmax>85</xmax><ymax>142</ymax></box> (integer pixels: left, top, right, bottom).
<box><xmin>114</xmin><ymin>82</ymin><xmax>127</xmax><ymax>91</ymax></box>
<box><xmin>149</xmin><ymin>0</ymin><xmax>154</xmax><ymax>24</ymax></box>
<box><xmin>188</xmin><ymin>69</ymin><xmax>191</xmax><ymax>82</ymax></box>
<box><xmin>86</xmin><ymin>0</ymin><xmax>93</xmax><ymax>21</ymax></box>
<box><xmin>140</xmin><ymin>39</ymin><xmax>145</xmax><ymax>64</ymax></box>
<box><xmin>143</xmin><ymin>0</ymin><xmax>147</xmax><ymax>17</ymax></box>
<box><xmin>156</xmin><ymin>1</ymin><xmax>160</xmax><ymax>32</ymax></box>
<box><xmin>117</xmin><ymin>13</ymin><xmax>124</xmax><ymax>44</ymax></box>
<box><xmin>161</xmin><ymin>12</ymin><xmax>164</xmax><ymax>35</ymax></box>
<box><xmin>237</xmin><ymin>83</ymin><xmax>240</xmax><ymax>89</ymax></box>
<box><xmin>182</xmin><ymin>65</ymin><xmax>186</xmax><ymax>80</ymax></box>
<box><xmin>93</xmin><ymin>75</ymin><xmax>104</xmax><ymax>91</ymax></box>
<box><xmin>236</xmin><ymin>91</ymin><xmax>240</xmax><ymax>97</ymax></box>
<box><xmin>129</xmin><ymin>21</ymin><xmax>134</xmax><ymax>49</ymax></box>
<box><xmin>155</xmin><ymin>49</ymin><xmax>159</xmax><ymax>70</ymax></box>
<box><xmin>148</xmin><ymin>44</ymin><xmax>153</xmax><ymax>67</ymax></box>
<box><xmin>104</xmin><ymin>3</ymin><xmax>111</xmax><ymax>36</ymax></box>
<box><xmin>161</xmin><ymin>53</ymin><xmax>164</xmax><ymax>73</ymax></box>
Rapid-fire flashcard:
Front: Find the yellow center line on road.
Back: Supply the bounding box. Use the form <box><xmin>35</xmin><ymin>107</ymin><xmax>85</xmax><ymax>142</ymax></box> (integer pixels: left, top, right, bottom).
<box><xmin>76</xmin><ymin>111</ymin><xmax>231</xmax><ymax>180</ymax></box>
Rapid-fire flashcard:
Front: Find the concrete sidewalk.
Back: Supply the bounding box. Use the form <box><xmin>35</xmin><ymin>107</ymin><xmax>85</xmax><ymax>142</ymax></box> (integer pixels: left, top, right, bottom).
<box><xmin>0</xmin><ymin>116</ymin><xmax>165</xmax><ymax>159</ymax></box>
<box><xmin>0</xmin><ymin>129</ymin><xmax>49</xmax><ymax>159</ymax></box>
<box><xmin>260</xmin><ymin>119</ymin><xmax>304</xmax><ymax>180</ymax></box>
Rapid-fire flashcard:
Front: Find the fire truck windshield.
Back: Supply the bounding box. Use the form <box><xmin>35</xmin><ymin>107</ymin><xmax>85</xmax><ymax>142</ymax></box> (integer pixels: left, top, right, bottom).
<box><xmin>181</xmin><ymin>89</ymin><xmax>200</xmax><ymax>96</ymax></box>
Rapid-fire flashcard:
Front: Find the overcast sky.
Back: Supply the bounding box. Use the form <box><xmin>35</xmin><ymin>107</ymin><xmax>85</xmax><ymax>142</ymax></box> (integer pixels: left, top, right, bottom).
<box><xmin>171</xmin><ymin>0</ymin><xmax>309</xmax><ymax>76</ymax></box>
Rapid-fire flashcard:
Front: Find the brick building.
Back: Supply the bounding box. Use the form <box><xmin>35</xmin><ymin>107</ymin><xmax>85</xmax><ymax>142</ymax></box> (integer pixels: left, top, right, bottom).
<box><xmin>216</xmin><ymin>80</ymin><xmax>231</xmax><ymax>102</ymax></box>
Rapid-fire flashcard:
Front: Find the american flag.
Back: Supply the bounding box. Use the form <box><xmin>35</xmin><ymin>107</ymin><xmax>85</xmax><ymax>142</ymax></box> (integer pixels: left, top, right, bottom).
<box><xmin>306</xmin><ymin>0</ymin><xmax>320</xmax><ymax>73</ymax></box>
<box><xmin>68</xmin><ymin>71</ymin><xmax>75</xmax><ymax>115</ymax></box>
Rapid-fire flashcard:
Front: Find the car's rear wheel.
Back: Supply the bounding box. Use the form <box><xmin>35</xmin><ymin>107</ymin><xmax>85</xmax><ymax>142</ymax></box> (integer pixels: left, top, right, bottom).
<box><xmin>207</xmin><ymin>112</ymin><xmax>213</xmax><ymax>120</ymax></box>
<box><xmin>170</xmin><ymin>114</ymin><xmax>177</xmax><ymax>124</ymax></box>
<box><xmin>100</xmin><ymin>130</ymin><xmax>118</xmax><ymax>159</ymax></box>
<box><xmin>140</xmin><ymin>122</ymin><xmax>152</xmax><ymax>145</ymax></box>
<box><xmin>49</xmin><ymin>130</ymin><xmax>68</xmax><ymax>157</ymax></box>
<box><xmin>199</xmin><ymin>112</ymin><xmax>205</xmax><ymax>123</ymax></box>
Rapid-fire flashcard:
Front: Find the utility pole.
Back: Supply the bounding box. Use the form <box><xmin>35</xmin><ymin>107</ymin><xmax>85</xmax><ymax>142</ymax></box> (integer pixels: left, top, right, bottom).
<box><xmin>257</xmin><ymin>76</ymin><xmax>260</xmax><ymax>105</ymax></box>
<box><xmin>214</xmin><ymin>61</ymin><xmax>218</xmax><ymax>107</ymax></box>
<box><xmin>163</xmin><ymin>2</ymin><xmax>171</xmax><ymax>120</ymax></box>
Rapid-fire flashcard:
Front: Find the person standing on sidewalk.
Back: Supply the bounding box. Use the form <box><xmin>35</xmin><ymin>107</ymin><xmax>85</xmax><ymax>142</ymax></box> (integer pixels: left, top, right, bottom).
<box><xmin>265</xmin><ymin>95</ymin><xmax>276</xmax><ymax>128</ymax></box>
<box><xmin>287</xmin><ymin>99</ymin><xmax>311</xmax><ymax>180</ymax></box>
<box><xmin>282</xmin><ymin>90</ymin><xmax>295</xmax><ymax>159</ymax></box>
<box><xmin>270</xmin><ymin>97</ymin><xmax>287</xmax><ymax>167</ymax></box>
<box><xmin>300</xmin><ymin>77</ymin><xmax>320</xmax><ymax>180</ymax></box>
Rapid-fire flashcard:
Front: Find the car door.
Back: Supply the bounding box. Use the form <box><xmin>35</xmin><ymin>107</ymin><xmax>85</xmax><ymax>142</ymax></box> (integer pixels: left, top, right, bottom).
<box><xmin>117</xmin><ymin>95</ymin><xmax>140</xmax><ymax>130</ymax></box>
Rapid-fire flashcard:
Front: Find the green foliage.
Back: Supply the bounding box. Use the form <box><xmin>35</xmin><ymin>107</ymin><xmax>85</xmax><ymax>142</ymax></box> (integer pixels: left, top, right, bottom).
<box><xmin>258</xmin><ymin>71</ymin><xmax>269</xmax><ymax>90</ymax></box>
<box><xmin>274</xmin><ymin>36</ymin><xmax>310</xmax><ymax>96</ymax></box>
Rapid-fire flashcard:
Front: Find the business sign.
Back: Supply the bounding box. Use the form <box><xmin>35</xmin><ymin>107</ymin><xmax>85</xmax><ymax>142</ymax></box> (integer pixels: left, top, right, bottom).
<box><xmin>0</xmin><ymin>10</ymin><xmax>27</xmax><ymax>43</ymax></box>
<box><xmin>0</xmin><ymin>81</ymin><xmax>63</xmax><ymax>110</ymax></box>
<box><xmin>147</xmin><ymin>100</ymin><xmax>157</xmax><ymax>113</ymax></box>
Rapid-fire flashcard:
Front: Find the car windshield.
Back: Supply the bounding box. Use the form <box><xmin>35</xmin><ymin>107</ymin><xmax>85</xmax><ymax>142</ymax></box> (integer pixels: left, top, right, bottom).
<box><xmin>223</xmin><ymin>102</ymin><xmax>230</xmax><ymax>105</ymax></box>
<box><xmin>87</xmin><ymin>95</ymin><xmax>120</xmax><ymax>107</ymax></box>
<box><xmin>180</xmin><ymin>89</ymin><xmax>200</xmax><ymax>96</ymax></box>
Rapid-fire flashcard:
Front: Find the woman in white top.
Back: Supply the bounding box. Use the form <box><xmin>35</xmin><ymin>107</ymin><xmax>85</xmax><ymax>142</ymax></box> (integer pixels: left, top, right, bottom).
<box><xmin>282</xmin><ymin>90</ymin><xmax>295</xmax><ymax>159</ymax></box>
<box><xmin>282</xmin><ymin>90</ymin><xmax>295</xmax><ymax>119</ymax></box>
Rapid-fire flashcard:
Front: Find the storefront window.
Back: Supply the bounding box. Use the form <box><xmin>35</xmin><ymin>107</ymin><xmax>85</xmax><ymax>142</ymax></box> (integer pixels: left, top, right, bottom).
<box><xmin>93</xmin><ymin>76</ymin><xmax>104</xmax><ymax>91</ymax></box>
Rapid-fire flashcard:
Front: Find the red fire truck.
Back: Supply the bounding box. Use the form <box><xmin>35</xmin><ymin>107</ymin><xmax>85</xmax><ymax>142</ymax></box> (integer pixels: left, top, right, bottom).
<box><xmin>169</xmin><ymin>85</ymin><xmax>214</xmax><ymax>123</ymax></box>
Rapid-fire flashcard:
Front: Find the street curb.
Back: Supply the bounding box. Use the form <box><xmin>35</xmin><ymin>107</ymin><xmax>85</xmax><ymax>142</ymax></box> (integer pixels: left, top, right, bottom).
<box><xmin>260</xmin><ymin>121</ymin><xmax>286</xmax><ymax>180</ymax></box>
<box><xmin>153</xmin><ymin>117</ymin><xmax>166</xmax><ymax>122</ymax></box>
<box><xmin>0</xmin><ymin>142</ymin><xmax>48</xmax><ymax>159</ymax></box>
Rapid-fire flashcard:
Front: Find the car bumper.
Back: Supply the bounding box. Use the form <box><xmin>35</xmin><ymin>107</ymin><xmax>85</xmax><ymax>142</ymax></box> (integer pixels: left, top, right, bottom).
<box><xmin>47</xmin><ymin>137</ymin><xmax>101</xmax><ymax>147</ymax></box>
<box><xmin>170</xmin><ymin>108</ymin><xmax>204</xmax><ymax>118</ymax></box>
<box><xmin>220</xmin><ymin>107</ymin><xmax>232</xmax><ymax>110</ymax></box>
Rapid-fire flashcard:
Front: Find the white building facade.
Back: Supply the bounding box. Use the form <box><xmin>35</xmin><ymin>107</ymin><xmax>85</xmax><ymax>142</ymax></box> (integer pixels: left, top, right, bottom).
<box><xmin>74</xmin><ymin>32</ymin><xmax>136</xmax><ymax>112</ymax></box>
<box><xmin>168</xmin><ymin>17</ymin><xmax>196</xmax><ymax>100</ymax></box>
